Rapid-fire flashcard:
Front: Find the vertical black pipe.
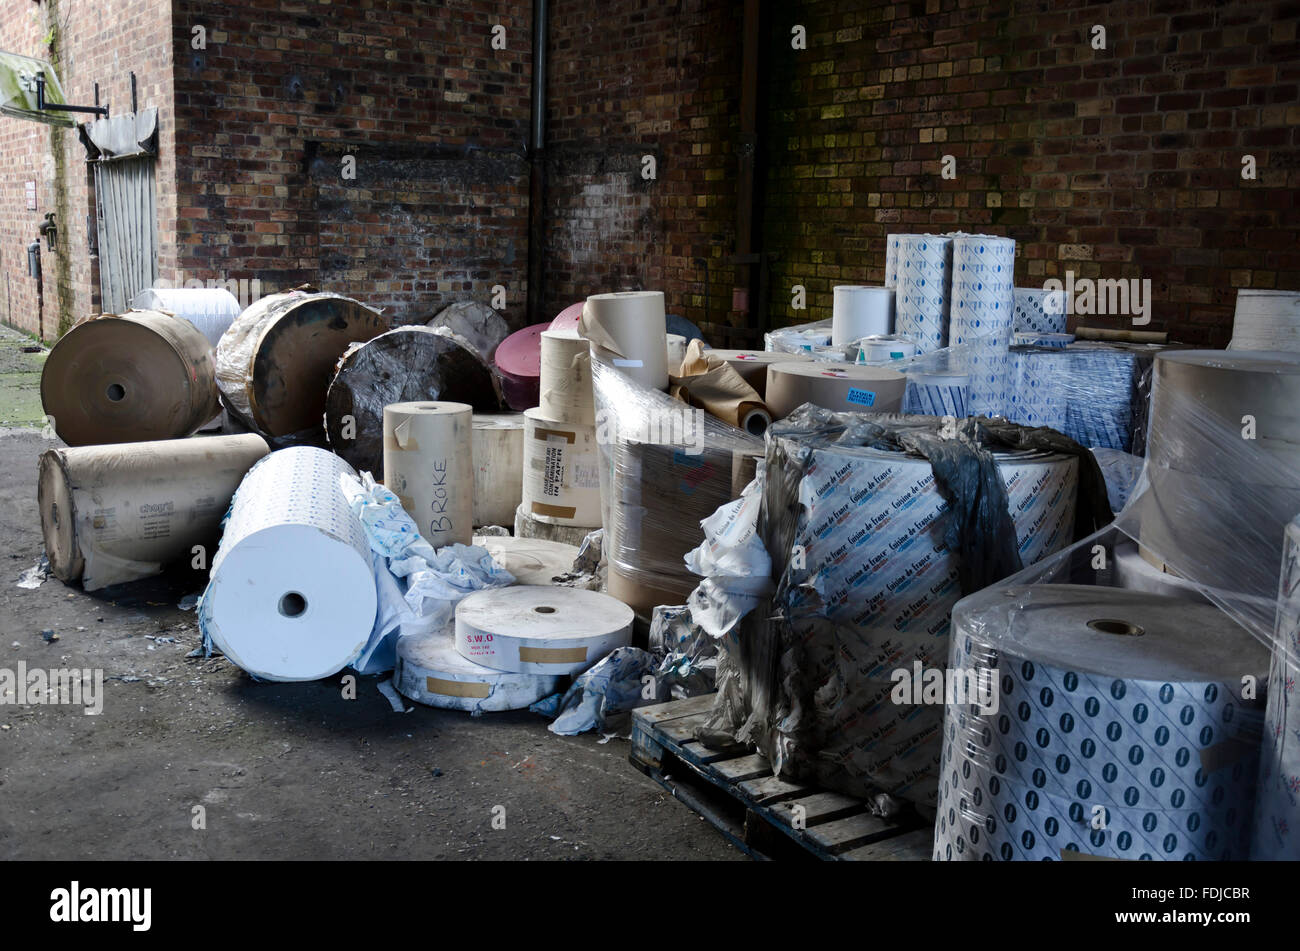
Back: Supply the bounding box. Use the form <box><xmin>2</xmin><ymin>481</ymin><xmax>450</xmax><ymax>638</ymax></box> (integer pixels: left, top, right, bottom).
<box><xmin>526</xmin><ymin>0</ymin><xmax>548</xmax><ymax>327</ymax></box>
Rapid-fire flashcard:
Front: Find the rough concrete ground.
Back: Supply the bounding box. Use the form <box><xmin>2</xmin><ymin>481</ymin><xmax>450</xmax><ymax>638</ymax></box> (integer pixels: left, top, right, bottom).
<box><xmin>0</xmin><ymin>330</ymin><xmax>740</xmax><ymax>861</ymax></box>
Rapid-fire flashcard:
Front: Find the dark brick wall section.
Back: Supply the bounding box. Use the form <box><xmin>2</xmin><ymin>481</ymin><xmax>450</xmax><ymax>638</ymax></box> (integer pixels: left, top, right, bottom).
<box><xmin>760</xmin><ymin>0</ymin><xmax>1300</xmax><ymax>346</ymax></box>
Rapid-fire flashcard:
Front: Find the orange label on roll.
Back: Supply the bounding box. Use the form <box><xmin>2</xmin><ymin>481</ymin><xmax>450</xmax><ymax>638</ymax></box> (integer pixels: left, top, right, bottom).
<box><xmin>532</xmin><ymin>427</ymin><xmax>576</xmax><ymax>444</ymax></box>
<box><xmin>530</xmin><ymin>501</ymin><xmax>577</xmax><ymax>519</ymax></box>
<box><xmin>519</xmin><ymin>645</ymin><xmax>588</xmax><ymax>664</ymax></box>
<box><xmin>427</xmin><ymin>677</ymin><xmax>492</xmax><ymax>699</ymax></box>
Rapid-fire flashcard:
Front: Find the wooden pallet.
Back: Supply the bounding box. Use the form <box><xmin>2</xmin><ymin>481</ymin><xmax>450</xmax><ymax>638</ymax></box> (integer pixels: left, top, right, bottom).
<box><xmin>629</xmin><ymin>694</ymin><xmax>933</xmax><ymax>861</ymax></box>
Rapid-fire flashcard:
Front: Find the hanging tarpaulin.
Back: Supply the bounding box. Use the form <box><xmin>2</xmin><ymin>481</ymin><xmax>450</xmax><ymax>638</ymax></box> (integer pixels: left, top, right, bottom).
<box><xmin>85</xmin><ymin>108</ymin><xmax>157</xmax><ymax>159</ymax></box>
<box><xmin>0</xmin><ymin>51</ymin><xmax>75</xmax><ymax>128</ymax></box>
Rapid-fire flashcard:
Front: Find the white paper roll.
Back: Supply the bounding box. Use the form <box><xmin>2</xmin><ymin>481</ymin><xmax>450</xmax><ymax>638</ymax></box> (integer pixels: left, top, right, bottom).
<box><xmin>538</xmin><ymin>329</ymin><xmax>595</xmax><ymax>426</ymax></box>
<box><xmin>455</xmin><ymin>585</ymin><xmax>634</xmax><ymax>675</ymax></box>
<box><xmin>936</xmin><ymin>585</ymin><xmax>1267</xmax><ymax>861</ymax></box>
<box><xmin>130</xmin><ymin>287</ymin><xmax>242</xmax><ymax>349</ymax></box>
<box><xmin>831</xmin><ymin>285</ymin><xmax>895</xmax><ymax>346</ymax></box>
<box><xmin>1230</xmin><ymin>289</ymin><xmax>1300</xmax><ymax>352</ymax></box>
<box><xmin>522</xmin><ymin>408</ymin><xmax>602</xmax><ymax>527</ymax></box>
<box><xmin>580</xmin><ymin>291</ymin><xmax>670</xmax><ymax>390</ymax></box>
<box><xmin>854</xmin><ymin>335</ymin><xmax>919</xmax><ymax>364</ymax></box>
<box><xmin>894</xmin><ymin>234</ymin><xmax>953</xmax><ymax>354</ymax></box>
<box><xmin>514</xmin><ymin>504</ymin><xmax>598</xmax><ymax>547</ymax></box>
<box><xmin>394</xmin><ymin>629</ymin><xmax>560</xmax><ymax>713</ymax></box>
<box><xmin>473</xmin><ymin>534</ymin><xmax>580</xmax><ymax>586</ymax></box>
<box><xmin>949</xmin><ymin>234</ymin><xmax>1016</xmax><ymax>347</ymax></box>
<box><xmin>902</xmin><ymin>371</ymin><xmax>970</xmax><ymax>417</ymax></box>
<box><xmin>383</xmin><ymin>401</ymin><xmax>474</xmax><ymax>548</ymax></box>
<box><xmin>472</xmin><ymin>413</ymin><xmax>524</xmax><ymax>528</ymax></box>
<box><xmin>1013</xmin><ymin>286</ymin><xmax>1070</xmax><ymax>334</ymax></box>
<box><xmin>200</xmin><ymin>447</ymin><xmax>377</xmax><ymax>682</ymax></box>
<box><xmin>666</xmin><ymin>333</ymin><xmax>688</xmax><ymax>371</ymax></box>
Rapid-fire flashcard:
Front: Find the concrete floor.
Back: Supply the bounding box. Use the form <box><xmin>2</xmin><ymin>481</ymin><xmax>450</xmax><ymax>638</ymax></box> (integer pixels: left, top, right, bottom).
<box><xmin>0</xmin><ymin>330</ymin><xmax>740</xmax><ymax>861</ymax></box>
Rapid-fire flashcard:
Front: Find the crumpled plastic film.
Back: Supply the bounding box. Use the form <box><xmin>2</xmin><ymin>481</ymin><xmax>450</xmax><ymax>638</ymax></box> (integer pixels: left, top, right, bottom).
<box><xmin>589</xmin><ymin>351</ymin><xmax>762</xmax><ymax>615</ymax></box>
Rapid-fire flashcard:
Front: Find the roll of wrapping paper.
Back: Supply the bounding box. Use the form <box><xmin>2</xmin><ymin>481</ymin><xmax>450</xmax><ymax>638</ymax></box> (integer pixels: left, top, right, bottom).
<box><xmin>894</xmin><ymin>234</ymin><xmax>953</xmax><ymax>354</ymax></box>
<box><xmin>1253</xmin><ymin>514</ymin><xmax>1300</xmax><ymax>859</ymax></box>
<box><xmin>382</xmin><ymin>401</ymin><xmax>474</xmax><ymax>548</ymax></box>
<box><xmin>580</xmin><ymin>291</ymin><xmax>670</xmax><ymax>390</ymax></box>
<box><xmin>773</xmin><ymin>438</ymin><xmax>1078</xmax><ymax>807</ymax></box>
<box><xmin>1013</xmin><ymin>332</ymin><xmax>1075</xmax><ymax>348</ymax></box>
<box><xmin>454</xmin><ymin>585</ymin><xmax>634</xmax><ymax>675</ymax></box>
<box><xmin>324</xmin><ymin>326</ymin><xmax>500</xmax><ymax>479</ymax></box>
<box><xmin>473</xmin><ymin>534</ymin><xmax>580</xmax><ymax>586</ymax></box>
<box><xmin>935</xmin><ymin>584</ymin><xmax>1267</xmax><ymax>861</ymax></box>
<box><xmin>471</xmin><ymin>413</ymin><xmax>525</xmax><ymax>528</ymax></box>
<box><xmin>1138</xmin><ymin>351</ymin><xmax>1300</xmax><ymax>584</ymax></box>
<box><xmin>765</xmin><ymin>322</ymin><xmax>833</xmax><ymax>354</ymax></box>
<box><xmin>707</xmin><ymin>349</ymin><xmax>811</xmax><ymax>398</ymax></box>
<box><xmin>214</xmin><ymin>290</ymin><xmax>387</xmax><ymax>438</ymax></box>
<box><xmin>902</xmin><ymin>371</ymin><xmax>970</xmax><ymax>417</ymax></box>
<box><xmin>41</xmin><ymin>311</ymin><xmax>221</xmax><ymax>446</ymax></box>
<box><xmin>831</xmin><ymin>286</ymin><xmax>895</xmax><ymax>346</ymax></box>
<box><xmin>38</xmin><ymin>434</ymin><xmax>269</xmax><ymax>591</ymax></box>
<box><xmin>949</xmin><ymin>234</ymin><xmax>1016</xmax><ymax>347</ymax></box>
<box><xmin>129</xmin><ymin>287</ymin><xmax>242</xmax><ymax>349</ymax></box>
<box><xmin>854</xmin><ymin>335</ymin><xmax>919</xmax><ymax>364</ymax></box>
<box><xmin>394</xmin><ymin>629</ymin><xmax>561</xmax><ymax>713</ymax></box>
<box><xmin>1007</xmin><ymin>348</ymin><xmax>1071</xmax><ymax>431</ymax></box>
<box><xmin>537</xmin><ymin>329</ymin><xmax>595</xmax><ymax>426</ymax></box>
<box><xmin>765</xmin><ymin>362</ymin><xmax>907</xmax><ymax>419</ymax></box>
<box><xmin>1013</xmin><ymin>286</ymin><xmax>1070</xmax><ymax>334</ymax></box>
<box><xmin>494</xmin><ymin>322</ymin><xmax>551</xmax><ymax>411</ymax></box>
<box><xmin>199</xmin><ymin>447</ymin><xmax>378</xmax><ymax>682</ymax></box>
<box><xmin>666</xmin><ymin>334</ymin><xmax>688</xmax><ymax>371</ymax></box>
<box><xmin>1230</xmin><ymin>289</ymin><xmax>1300</xmax><ymax>352</ymax></box>
<box><xmin>514</xmin><ymin>503</ymin><xmax>598</xmax><ymax>547</ymax></box>
<box><xmin>521</xmin><ymin>407</ymin><xmax>602</xmax><ymax>526</ymax></box>
<box><xmin>884</xmin><ymin>233</ymin><xmax>902</xmax><ymax>288</ymax></box>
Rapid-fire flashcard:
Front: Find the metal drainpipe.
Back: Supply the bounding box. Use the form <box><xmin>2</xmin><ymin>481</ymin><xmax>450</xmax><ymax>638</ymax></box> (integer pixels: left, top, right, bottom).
<box><xmin>525</xmin><ymin>0</ymin><xmax>549</xmax><ymax>327</ymax></box>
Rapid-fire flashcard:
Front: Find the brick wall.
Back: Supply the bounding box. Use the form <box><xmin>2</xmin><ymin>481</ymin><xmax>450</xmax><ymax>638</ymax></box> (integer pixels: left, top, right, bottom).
<box><xmin>171</xmin><ymin>0</ymin><xmax>533</xmax><ymax>327</ymax></box>
<box><xmin>0</xmin><ymin>0</ymin><xmax>174</xmax><ymax>340</ymax></box>
<box><xmin>760</xmin><ymin>0</ymin><xmax>1300</xmax><ymax>346</ymax></box>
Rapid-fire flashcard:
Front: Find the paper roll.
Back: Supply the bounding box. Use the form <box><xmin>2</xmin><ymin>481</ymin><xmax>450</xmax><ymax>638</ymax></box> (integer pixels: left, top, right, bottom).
<box><xmin>765</xmin><ymin>362</ymin><xmax>907</xmax><ymax>419</ymax></box>
<box><xmin>39</xmin><ymin>434</ymin><xmax>269</xmax><ymax>591</ymax></box>
<box><xmin>949</xmin><ymin>234</ymin><xmax>1016</xmax><ymax>347</ymax></box>
<box><xmin>472</xmin><ymin>413</ymin><xmax>525</xmax><ymax>528</ymax></box>
<box><xmin>854</xmin><ymin>335</ymin><xmax>919</xmax><ymax>364</ymax></box>
<box><xmin>383</xmin><ymin>401</ymin><xmax>474</xmax><ymax>548</ymax></box>
<box><xmin>580</xmin><ymin>291</ymin><xmax>670</xmax><ymax>390</ymax></box>
<box><xmin>426</xmin><ymin>300</ymin><xmax>510</xmax><ymax>364</ymax></box>
<box><xmin>473</xmin><ymin>534</ymin><xmax>580</xmax><ymax>586</ymax></box>
<box><xmin>454</xmin><ymin>585</ymin><xmax>634</xmax><ymax>675</ymax></box>
<box><xmin>1012</xmin><ymin>286</ymin><xmax>1070</xmax><ymax>334</ymax></box>
<box><xmin>538</xmin><ymin>329</ymin><xmax>595</xmax><ymax>426</ymax></box>
<box><xmin>831</xmin><ymin>285</ymin><xmax>895</xmax><ymax>346</ymax></box>
<box><xmin>215</xmin><ymin>291</ymin><xmax>387</xmax><ymax>438</ymax></box>
<box><xmin>522</xmin><ymin>408</ymin><xmax>601</xmax><ymax>526</ymax></box>
<box><xmin>547</xmin><ymin>301</ymin><xmax>585</xmax><ymax>335</ymax></box>
<box><xmin>129</xmin><ymin>287</ymin><xmax>242</xmax><ymax>349</ymax></box>
<box><xmin>1013</xmin><ymin>332</ymin><xmax>1075</xmax><ymax>348</ymax></box>
<box><xmin>707</xmin><ymin>349</ymin><xmax>810</xmax><ymax>397</ymax></box>
<box><xmin>41</xmin><ymin>311</ymin><xmax>220</xmax><ymax>446</ymax></box>
<box><xmin>394</xmin><ymin>629</ymin><xmax>560</xmax><ymax>713</ymax></box>
<box><xmin>902</xmin><ymin>371</ymin><xmax>970</xmax><ymax>417</ymax></box>
<box><xmin>894</xmin><ymin>234</ymin><xmax>954</xmax><ymax>354</ymax></box>
<box><xmin>514</xmin><ymin>504</ymin><xmax>598</xmax><ymax>547</ymax></box>
<box><xmin>1230</xmin><ymin>289</ymin><xmax>1300</xmax><ymax>352</ymax></box>
<box><xmin>883</xmin><ymin>233</ymin><xmax>902</xmax><ymax>288</ymax></box>
<box><xmin>199</xmin><ymin>447</ymin><xmax>377</xmax><ymax>682</ymax></box>
<box><xmin>936</xmin><ymin>585</ymin><xmax>1267</xmax><ymax>861</ymax></box>
<box><xmin>325</xmin><ymin>326</ymin><xmax>500</xmax><ymax>480</ymax></box>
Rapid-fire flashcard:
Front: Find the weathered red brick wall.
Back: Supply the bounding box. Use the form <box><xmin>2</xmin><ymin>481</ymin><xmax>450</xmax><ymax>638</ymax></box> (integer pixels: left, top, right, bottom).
<box><xmin>544</xmin><ymin>0</ymin><xmax>742</xmax><ymax>338</ymax></box>
<box><xmin>0</xmin><ymin>0</ymin><xmax>174</xmax><ymax>340</ymax></box>
<box><xmin>170</xmin><ymin>0</ymin><xmax>533</xmax><ymax>327</ymax></box>
<box><xmin>760</xmin><ymin>0</ymin><xmax>1300</xmax><ymax>346</ymax></box>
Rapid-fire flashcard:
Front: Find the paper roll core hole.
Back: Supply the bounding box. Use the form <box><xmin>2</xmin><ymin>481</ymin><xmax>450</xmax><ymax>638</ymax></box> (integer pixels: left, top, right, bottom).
<box><xmin>533</xmin><ymin>605</ymin><xmax>557</xmax><ymax>615</ymax></box>
<box><xmin>106</xmin><ymin>383</ymin><xmax>126</xmax><ymax>402</ymax></box>
<box><xmin>278</xmin><ymin>592</ymin><xmax>308</xmax><ymax>618</ymax></box>
<box><xmin>1087</xmin><ymin>618</ymin><xmax>1145</xmax><ymax>637</ymax></box>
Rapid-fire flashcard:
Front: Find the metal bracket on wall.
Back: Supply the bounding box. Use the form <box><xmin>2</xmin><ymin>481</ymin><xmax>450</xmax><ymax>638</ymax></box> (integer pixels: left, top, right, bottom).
<box><xmin>35</xmin><ymin>72</ymin><xmax>107</xmax><ymax>118</ymax></box>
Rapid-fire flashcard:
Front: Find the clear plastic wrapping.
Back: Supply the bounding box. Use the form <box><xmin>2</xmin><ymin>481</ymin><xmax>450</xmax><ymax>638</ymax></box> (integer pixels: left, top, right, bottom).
<box><xmin>589</xmin><ymin>352</ymin><xmax>762</xmax><ymax>617</ymax></box>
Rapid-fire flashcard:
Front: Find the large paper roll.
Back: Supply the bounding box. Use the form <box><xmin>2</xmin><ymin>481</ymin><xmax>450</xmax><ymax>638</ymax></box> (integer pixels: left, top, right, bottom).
<box><xmin>426</xmin><ymin>300</ymin><xmax>510</xmax><ymax>363</ymax></box>
<box><xmin>1012</xmin><ymin>286</ymin><xmax>1069</xmax><ymax>334</ymax></box>
<box><xmin>199</xmin><ymin>447</ymin><xmax>378</xmax><ymax>682</ymax></box>
<box><xmin>494</xmin><ymin>322</ymin><xmax>550</xmax><ymax>411</ymax></box>
<box><xmin>902</xmin><ymin>371</ymin><xmax>970</xmax><ymax>417</ymax></box>
<box><xmin>514</xmin><ymin>504</ymin><xmax>598</xmax><ymax>547</ymax></box>
<box><xmin>538</xmin><ymin>329</ymin><xmax>595</xmax><ymax>425</ymax></box>
<box><xmin>383</xmin><ymin>402</ymin><xmax>474</xmax><ymax>548</ymax></box>
<box><xmin>472</xmin><ymin>414</ymin><xmax>525</xmax><ymax>528</ymax></box>
<box><xmin>215</xmin><ymin>290</ymin><xmax>387</xmax><ymax>438</ymax></box>
<box><xmin>894</xmin><ymin>234</ymin><xmax>953</xmax><ymax>354</ymax></box>
<box><xmin>454</xmin><ymin>585</ymin><xmax>634</xmax><ymax>675</ymax></box>
<box><xmin>1230</xmin><ymin>289</ymin><xmax>1300</xmax><ymax>352</ymax></box>
<box><xmin>325</xmin><ymin>326</ymin><xmax>500</xmax><ymax>479</ymax></box>
<box><xmin>765</xmin><ymin>362</ymin><xmax>906</xmax><ymax>419</ymax></box>
<box><xmin>770</xmin><ymin>433</ymin><xmax>1079</xmax><ymax>807</ymax></box>
<box><xmin>394</xmin><ymin>629</ymin><xmax>560</xmax><ymax>713</ymax></box>
<box><xmin>948</xmin><ymin>234</ymin><xmax>1016</xmax><ymax>347</ymax></box>
<box><xmin>522</xmin><ymin>408</ymin><xmax>601</xmax><ymax>527</ymax></box>
<box><xmin>883</xmin><ymin>233</ymin><xmax>902</xmax><ymax>288</ymax></box>
<box><xmin>580</xmin><ymin>291</ymin><xmax>669</xmax><ymax>390</ymax></box>
<box><xmin>1253</xmin><ymin>514</ymin><xmax>1300</xmax><ymax>859</ymax></box>
<box><xmin>936</xmin><ymin>585</ymin><xmax>1267</xmax><ymax>861</ymax></box>
<box><xmin>38</xmin><ymin>434</ymin><xmax>269</xmax><ymax>591</ymax></box>
<box><xmin>854</xmin><ymin>335</ymin><xmax>918</xmax><ymax>364</ymax></box>
<box><xmin>41</xmin><ymin>311</ymin><xmax>220</xmax><ymax>446</ymax></box>
<box><xmin>831</xmin><ymin>285</ymin><xmax>894</xmax><ymax>345</ymax></box>
<box><xmin>706</xmin><ymin>349</ymin><xmax>810</xmax><ymax>398</ymax></box>
<box><xmin>1013</xmin><ymin>332</ymin><xmax>1074</xmax><ymax>348</ymax></box>
<box><xmin>129</xmin><ymin>287</ymin><xmax>242</xmax><ymax>349</ymax></box>
<box><xmin>473</xmin><ymin>534</ymin><xmax>579</xmax><ymax>586</ymax></box>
